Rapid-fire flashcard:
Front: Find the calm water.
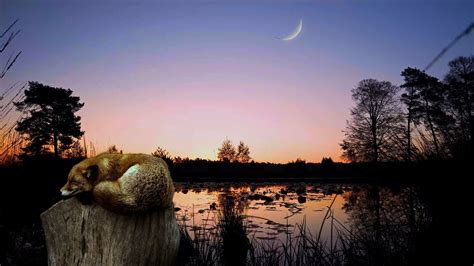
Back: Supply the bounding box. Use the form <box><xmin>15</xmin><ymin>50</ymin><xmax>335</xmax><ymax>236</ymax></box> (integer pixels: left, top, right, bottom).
<box><xmin>173</xmin><ymin>182</ymin><xmax>432</xmax><ymax>248</ymax></box>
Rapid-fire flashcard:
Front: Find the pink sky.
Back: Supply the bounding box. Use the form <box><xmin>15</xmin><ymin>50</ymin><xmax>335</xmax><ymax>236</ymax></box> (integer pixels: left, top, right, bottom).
<box><xmin>3</xmin><ymin>1</ymin><xmax>472</xmax><ymax>163</ymax></box>
<box><xmin>77</xmin><ymin>65</ymin><xmax>353</xmax><ymax>163</ymax></box>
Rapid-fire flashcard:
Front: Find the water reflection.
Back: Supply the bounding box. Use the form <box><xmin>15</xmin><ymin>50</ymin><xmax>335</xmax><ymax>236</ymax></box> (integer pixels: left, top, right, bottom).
<box><xmin>174</xmin><ymin>183</ymin><xmax>348</xmax><ymax>241</ymax></box>
<box><xmin>342</xmin><ymin>186</ymin><xmax>432</xmax><ymax>265</ymax></box>
<box><xmin>174</xmin><ymin>183</ymin><xmax>432</xmax><ymax>265</ymax></box>
<box><xmin>217</xmin><ymin>190</ymin><xmax>250</xmax><ymax>266</ymax></box>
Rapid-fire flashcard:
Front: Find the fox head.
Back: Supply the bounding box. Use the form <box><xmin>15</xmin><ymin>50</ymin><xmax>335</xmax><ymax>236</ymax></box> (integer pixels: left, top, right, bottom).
<box><xmin>60</xmin><ymin>163</ymin><xmax>99</xmax><ymax>197</ymax></box>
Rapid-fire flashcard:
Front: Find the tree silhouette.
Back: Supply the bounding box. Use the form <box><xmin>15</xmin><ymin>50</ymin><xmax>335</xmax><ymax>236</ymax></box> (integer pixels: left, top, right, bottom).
<box><xmin>236</xmin><ymin>141</ymin><xmax>251</xmax><ymax>163</ymax></box>
<box><xmin>14</xmin><ymin>82</ymin><xmax>84</xmax><ymax>158</ymax></box>
<box><xmin>401</xmin><ymin>68</ymin><xmax>425</xmax><ymax>161</ymax></box>
<box><xmin>321</xmin><ymin>157</ymin><xmax>334</xmax><ymax>173</ymax></box>
<box><xmin>151</xmin><ymin>146</ymin><xmax>173</xmax><ymax>165</ymax></box>
<box><xmin>341</xmin><ymin>79</ymin><xmax>404</xmax><ymax>162</ymax></box>
<box><xmin>151</xmin><ymin>146</ymin><xmax>170</xmax><ymax>158</ymax></box>
<box><xmin>343</xmin><ymin>186</ymin><xmax>432</xmax><ymax>265</ymax></box>
<box><xmin>418</xmin><ymin>75</ymin><xmax>449</xmax><ymax>158</ymax></box>
<box><xmin>217</xmin><ymin>139</ymin><xmax>236</xmax><ymax>162</ymax></box>
<box><xmin>444</xmin><ymin>55</ymin><xmax>474</xmax><ymax>158</ymax></box>
<box><xmin>107</xmin><ymin>145</ymin><xmax>122</xmax><ymax>154</ymax></box>
<box><xmin>401</xmin><ymin>68</ymin><xmax>452</xmax><ymax>159</ymax></box>
<box><xmin>321</xmin><ymin>157</ymin><xmax>333</xmax><ymax>165</ymax></box>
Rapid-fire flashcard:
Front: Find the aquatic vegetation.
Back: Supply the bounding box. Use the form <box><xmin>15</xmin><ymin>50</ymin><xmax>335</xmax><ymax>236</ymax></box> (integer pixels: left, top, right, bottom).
<box><xmin>175</xmin><ymin>183</ymin><xmax>432</xmax><ymax>265</ymax></box>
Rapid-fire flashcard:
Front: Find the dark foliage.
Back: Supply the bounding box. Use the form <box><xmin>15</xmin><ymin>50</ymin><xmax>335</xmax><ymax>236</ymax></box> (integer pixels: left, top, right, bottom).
<box><xmin>14</xmin><ymin>82</ymin><xmax>84</xmax><ymax>159</ymax></box>
<box><xmin>401</xmin><ymin>67</ymin><xmax>453</xmax><ymax>159</ymax></box>
<box><xmin>341</xmin><ymin>79</ymin><xmax>404</xmax><ymax>163</ymax></box>
<box><xmin>342</xmin><ymin>55</ymin><xmax>474</xmax><ymax>163</ymax></box>
<box><xmin>1</xmin><ymin>156</ymin><xmax>469</xmax><ymax>265</ymax></box>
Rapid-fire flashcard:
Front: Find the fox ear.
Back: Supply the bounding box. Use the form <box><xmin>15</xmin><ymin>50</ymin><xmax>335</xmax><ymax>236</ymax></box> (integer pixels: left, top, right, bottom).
<box><xmin>84</xmin><ymin>165</ymin><xmax>99</xmax><ymax>180</ymax></box>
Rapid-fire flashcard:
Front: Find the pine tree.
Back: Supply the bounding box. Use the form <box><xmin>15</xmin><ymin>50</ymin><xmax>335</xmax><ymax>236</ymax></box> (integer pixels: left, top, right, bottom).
<box><xmin>15</xmin><ymin>82</ymin><xmax>84</xmax><ymax>158</ymax></box>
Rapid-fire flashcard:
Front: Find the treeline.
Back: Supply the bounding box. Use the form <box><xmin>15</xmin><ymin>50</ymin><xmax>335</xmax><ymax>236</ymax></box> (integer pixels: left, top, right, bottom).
<box><xmin>2</xmin><ymin>56</ymin><xmax>472</xmax><ymax>166</ymax></box>
<box><xmin>341</xmin><ymin>55</ymin><xmax>474</xmax><ymax>162</ymax></box>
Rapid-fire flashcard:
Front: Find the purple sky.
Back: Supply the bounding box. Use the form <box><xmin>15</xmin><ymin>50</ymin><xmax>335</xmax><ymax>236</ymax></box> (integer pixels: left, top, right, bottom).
<box><xmin>1</xmin><ymin>0</ymin><xmax>473</xmax><ymax>162</ymax></box>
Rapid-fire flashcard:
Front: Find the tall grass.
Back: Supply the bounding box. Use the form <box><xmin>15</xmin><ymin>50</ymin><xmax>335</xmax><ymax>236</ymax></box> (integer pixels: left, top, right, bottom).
<box><xmin>177</xmin><ymin>187</ymin><xmax>431</xmax><ymax>266</ymax></box>
<box><xmin>177</xmin><ymin>195</ymin><xmax>351</xmax><ymax>266</ymax></box>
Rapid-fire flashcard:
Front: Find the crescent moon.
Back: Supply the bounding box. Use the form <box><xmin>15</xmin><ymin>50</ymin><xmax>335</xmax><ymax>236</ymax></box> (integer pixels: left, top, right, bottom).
<box><xmin>280</xmin><ymin>19</ymin><xmax>303</xmax><ymax>41</ymax></box>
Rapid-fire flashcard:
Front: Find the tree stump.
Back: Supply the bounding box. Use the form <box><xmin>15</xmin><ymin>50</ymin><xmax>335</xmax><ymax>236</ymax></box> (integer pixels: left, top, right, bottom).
<box><xmin>40</xmin><ymin>198</ymin><xmax>180</xmax><ymax>266</ymax></box>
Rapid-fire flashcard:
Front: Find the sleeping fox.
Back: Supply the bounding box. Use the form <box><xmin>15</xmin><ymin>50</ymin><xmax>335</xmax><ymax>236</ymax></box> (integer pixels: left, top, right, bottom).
<box><xmin>60</xmin><ymin>153</ymin><xmax>174</xmax><ymax>213</ymax></box>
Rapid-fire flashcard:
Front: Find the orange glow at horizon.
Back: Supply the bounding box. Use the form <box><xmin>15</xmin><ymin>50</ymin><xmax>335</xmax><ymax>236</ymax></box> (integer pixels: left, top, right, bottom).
<box><xmin>3</xmin><ymin>1</ymin><xmax>472</xmax><ymax>164</ymax></box>
<box><xmin>78</xmin><ymin>81</ymin><xmax>348</xmax><ymax>163</ymax></box>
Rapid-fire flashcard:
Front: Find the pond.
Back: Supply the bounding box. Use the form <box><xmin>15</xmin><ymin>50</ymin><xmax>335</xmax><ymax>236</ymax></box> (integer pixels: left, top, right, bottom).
<box><xmin>173</xmin><ymin>182</ymin><xmax>433</xmax><ymax>265</ymax></box>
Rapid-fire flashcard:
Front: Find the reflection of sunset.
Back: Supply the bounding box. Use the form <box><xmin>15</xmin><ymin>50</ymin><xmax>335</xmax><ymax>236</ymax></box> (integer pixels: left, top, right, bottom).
<box><xmin>174</xmin><ymin>183</ymin><xmax>349</xmax><ymax>241</ymax></box>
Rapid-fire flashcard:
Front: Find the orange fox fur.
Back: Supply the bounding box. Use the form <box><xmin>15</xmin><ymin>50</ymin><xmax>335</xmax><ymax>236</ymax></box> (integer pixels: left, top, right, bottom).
<box><xmin>60</xmin><ymin>153</ymin><xmax>174</xmax><ymax>213</ymax></box>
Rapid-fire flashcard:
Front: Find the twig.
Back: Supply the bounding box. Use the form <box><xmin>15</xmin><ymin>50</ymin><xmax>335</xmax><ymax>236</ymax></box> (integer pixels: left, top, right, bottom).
<box><xmin>425</xmin><ymin>22</ymin><xmax>474</xmax><ymax>71</ymax></box>
<box><xmin>0</xmin><ymin>19</ymin><xmax>19</xmax><ymax>39</ymax></box>
<box><xmin>1</xmin><ymin>51</ymin><xmax>22</xmax><ymax>78</ymax></box>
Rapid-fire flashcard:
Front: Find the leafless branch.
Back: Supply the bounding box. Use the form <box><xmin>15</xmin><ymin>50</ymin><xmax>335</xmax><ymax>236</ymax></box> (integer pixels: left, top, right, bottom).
<box><xmin>0</xmin><ymin>19</ymin><xmax>19</xmax><ymax>39</ymax></box>
<box><xmin>0</xmin><ymin>51</ymin><xmax>22</xmax><ymax>78</ymax></box>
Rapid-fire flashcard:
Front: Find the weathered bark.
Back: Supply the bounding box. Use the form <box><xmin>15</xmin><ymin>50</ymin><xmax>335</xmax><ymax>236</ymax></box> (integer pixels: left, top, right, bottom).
<box><xmin>40</xmin><ymin>198</ymin><xmax>180</xmax><ymax>266</ymax></box>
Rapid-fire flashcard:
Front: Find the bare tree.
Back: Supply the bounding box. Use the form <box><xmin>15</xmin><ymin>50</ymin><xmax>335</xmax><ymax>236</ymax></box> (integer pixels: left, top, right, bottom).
<box><xmin>445</xmin><ymin>55</ymin><xmax>474</xmax><ymax>158</ymax></box>
<box><xmin>341</xmin><ymin>79</ymin><xmax>405</xmax><ymax>162</ymax></box>
<box><xmin>236</xmin><ymin>141</ymin><xmax>251</xmax><ymax>163</ymax></box>
<box><xmin>217</xmin><ymin>139</ymin><xmax>236</xmax><ymax>162</ymax></box>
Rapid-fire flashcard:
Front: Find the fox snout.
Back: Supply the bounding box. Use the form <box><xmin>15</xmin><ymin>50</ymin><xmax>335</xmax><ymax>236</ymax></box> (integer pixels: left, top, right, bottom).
<box><xmin>60</xmin><ymin>185</ymin><xmax>82</xmax><ymax>197</ymax></box>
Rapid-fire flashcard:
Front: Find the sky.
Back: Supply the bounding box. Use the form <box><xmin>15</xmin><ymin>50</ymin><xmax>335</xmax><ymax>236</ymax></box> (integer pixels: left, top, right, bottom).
<box><xmin>1</xmin><ymin>0</ymin><xmax>473</xmax><ymax>163</ymax></box>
